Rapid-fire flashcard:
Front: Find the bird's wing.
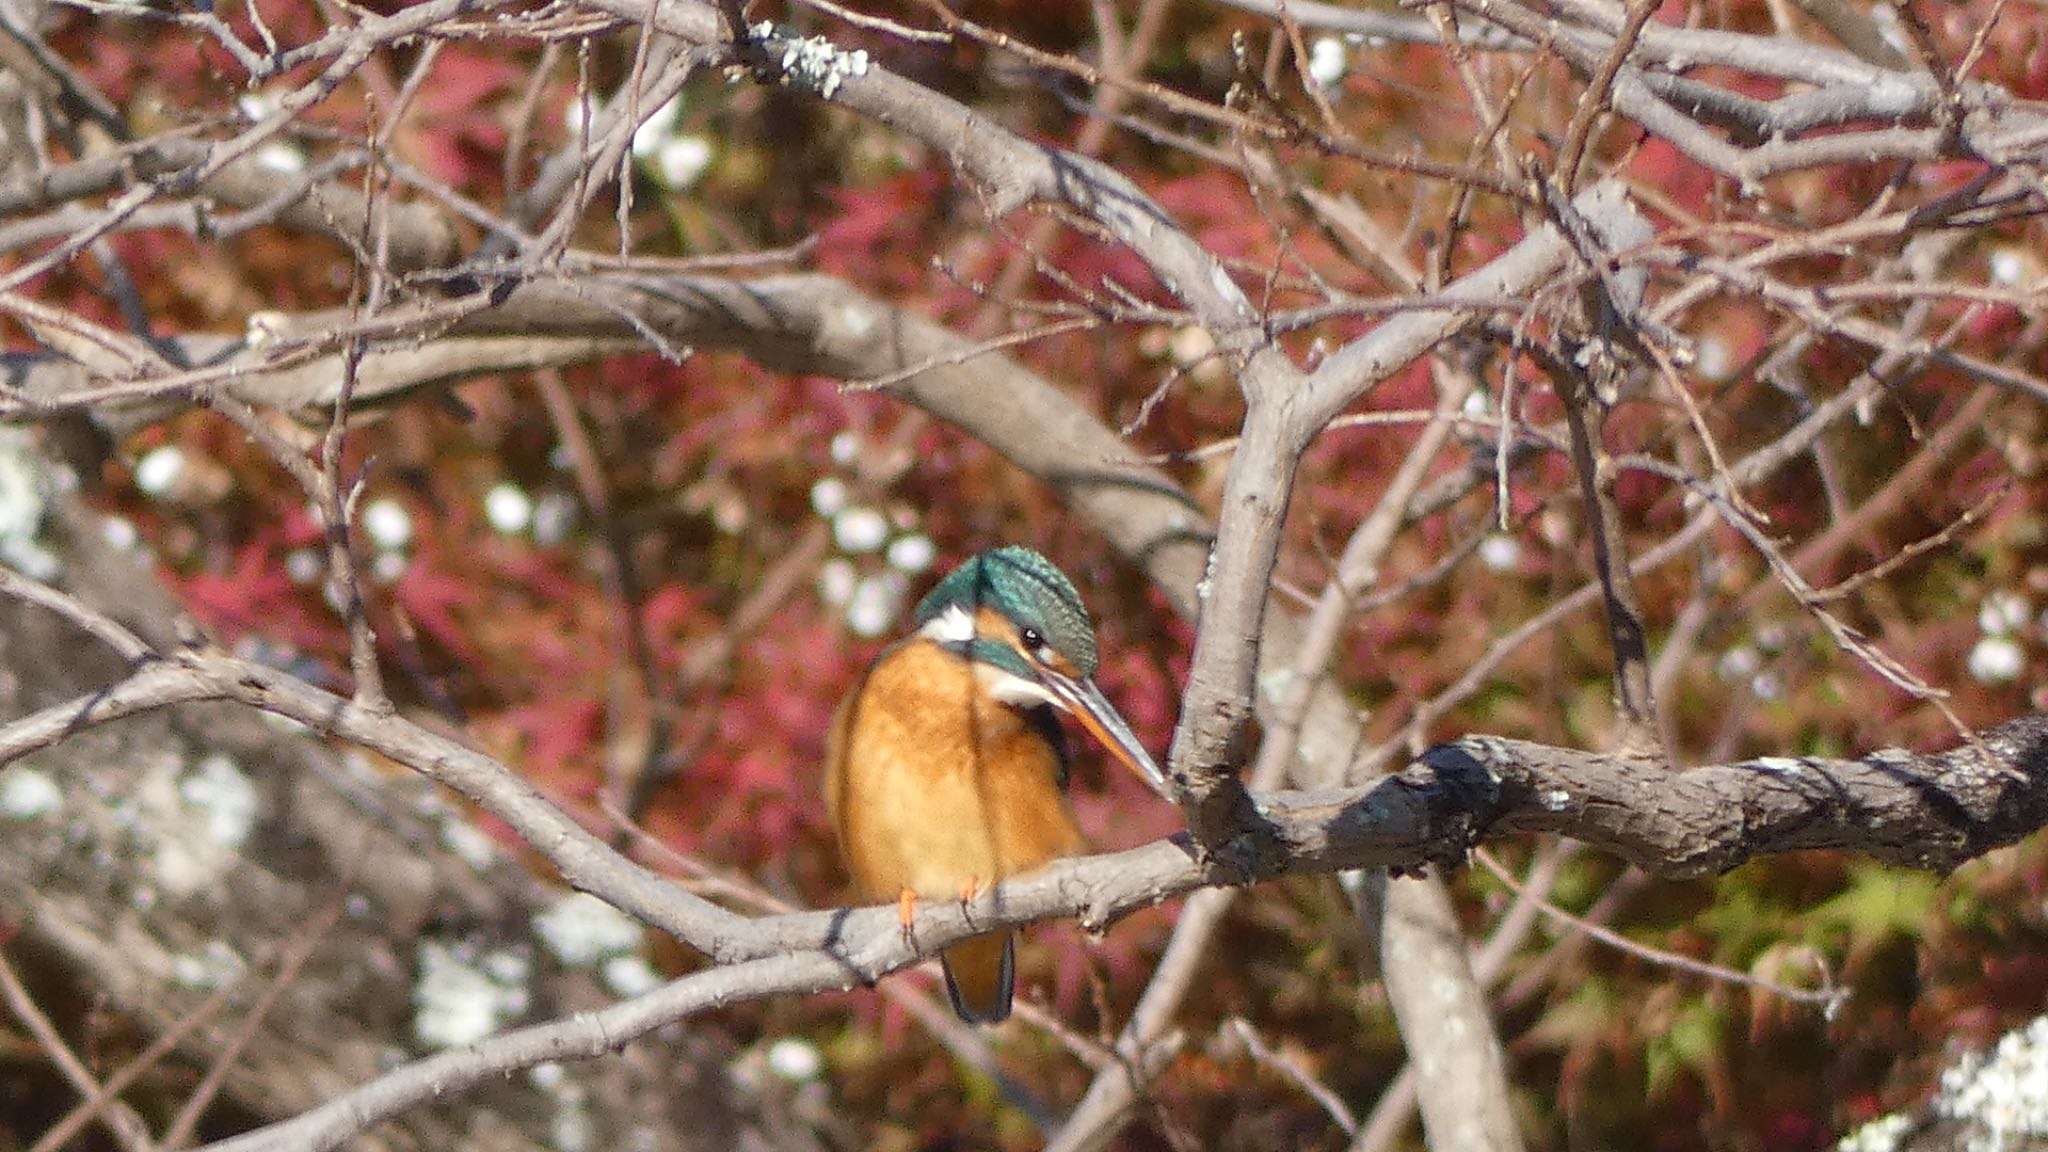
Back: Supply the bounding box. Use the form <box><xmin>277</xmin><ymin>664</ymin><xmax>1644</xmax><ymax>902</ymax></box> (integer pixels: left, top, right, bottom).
<box><xmin>1021</xmin><ymin>703</ymin><xmax>1073</xmax><ymax>791</ymax></box>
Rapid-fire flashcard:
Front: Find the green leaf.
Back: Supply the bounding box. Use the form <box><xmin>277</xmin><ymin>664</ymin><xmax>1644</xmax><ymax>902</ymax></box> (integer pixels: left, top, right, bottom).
<box><xmin>1646</xmin><ymin>999</ymin><xmax>1725</xmax><ymax>1095</ymax></box>
<box><xmin>1802</xmin><ymin>866</ymin><xmax>1939</xmax><ymax>949</ymax></box>
<box><xmin>1526</xmin><ymin>979</ymin><xmax>1618</xmax><ymax>1049</ymax></box>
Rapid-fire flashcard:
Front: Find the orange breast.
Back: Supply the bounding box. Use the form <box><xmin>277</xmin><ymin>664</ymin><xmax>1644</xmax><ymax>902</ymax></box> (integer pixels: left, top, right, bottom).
<box><xmin>825</xmin><ymin>641</ymin><xmax>1085</xmax><ymax>902</ymax></box>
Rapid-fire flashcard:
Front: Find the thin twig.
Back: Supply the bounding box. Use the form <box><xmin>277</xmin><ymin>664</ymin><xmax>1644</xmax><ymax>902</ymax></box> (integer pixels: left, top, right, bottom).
<box><xmin>1473</xmin><ymin>849</ymin><xmax>1845</xmax><ymax>1011</ymax></box>
<box><xmin>0</xmin><ymin>951</ymin><xmax>156</xmax><ymax>1152</ymax></box>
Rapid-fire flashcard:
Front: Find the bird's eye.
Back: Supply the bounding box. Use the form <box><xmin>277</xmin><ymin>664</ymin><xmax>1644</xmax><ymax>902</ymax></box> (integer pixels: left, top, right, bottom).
<box><xmin>1019</xmin><ymin>626</ymin><xmax>1048</xmax><ymax>658</ymax></box>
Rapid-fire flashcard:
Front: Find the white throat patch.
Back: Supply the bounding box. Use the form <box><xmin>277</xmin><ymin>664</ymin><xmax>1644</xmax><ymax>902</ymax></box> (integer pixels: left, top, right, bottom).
<box><xmin>977</xmin><ymin>662</ymin><xmax>1060</xmax><ymax>709</ymax></box>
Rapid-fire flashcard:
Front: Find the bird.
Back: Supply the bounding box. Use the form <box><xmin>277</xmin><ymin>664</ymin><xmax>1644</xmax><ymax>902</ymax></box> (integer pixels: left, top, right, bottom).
<box><xmin>824</xmin><ymin>546</ymin><xmax>1172</xmax><ymax>1024</ymax></box>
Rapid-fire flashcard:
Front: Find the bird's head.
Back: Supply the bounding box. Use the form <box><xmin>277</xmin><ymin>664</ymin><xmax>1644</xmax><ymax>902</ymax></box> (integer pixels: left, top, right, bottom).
<box><xmin>913</xmin><ymin>547</ymin><xmax>1172</xmax><ymax>798</ymax></box>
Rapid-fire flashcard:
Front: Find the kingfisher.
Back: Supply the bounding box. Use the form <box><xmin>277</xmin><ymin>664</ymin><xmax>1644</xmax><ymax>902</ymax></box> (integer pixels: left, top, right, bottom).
<box><xmin>825</xmin><ymin>546</ymin><xmax>1172</xmax><ymax>1024</ymax></box>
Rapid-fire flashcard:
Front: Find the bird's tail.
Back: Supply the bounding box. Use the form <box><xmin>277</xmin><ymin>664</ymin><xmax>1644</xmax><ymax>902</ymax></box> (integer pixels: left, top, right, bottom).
<box><xmin>941</xmin><ymin>932</ymin><xmax>1015</xmax><ymax>1024</ymax></box>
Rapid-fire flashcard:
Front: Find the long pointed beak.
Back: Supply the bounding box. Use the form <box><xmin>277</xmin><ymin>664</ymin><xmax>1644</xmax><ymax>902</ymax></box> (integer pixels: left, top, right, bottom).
<box><xmin>1045</xmin><ymin>673</ymin><xmax>1174</xmax><ymax>799</ymax></box>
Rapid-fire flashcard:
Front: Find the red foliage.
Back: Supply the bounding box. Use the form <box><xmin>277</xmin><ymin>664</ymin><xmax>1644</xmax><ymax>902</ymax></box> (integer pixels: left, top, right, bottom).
<box><xmin>56</xmin><ymin>0</ymin><xmax>2048</xmax><ymax>1142</ymax></box>
<box><xmin>405</xmin><ymin>48</ymin><xmax>527</xmax><ymax>184</ymax></box>
<box><xmin>816</xmin><ymin>170</ymin><xmax>953</xmax><ymax>290</ymax></box>
<box><xmin>178</xmin><ymin>542</ymin><xmax>326</xmax><ymax>650</ymax></box>
<box><xmin>1627</xmin><ymin>138</ymin><xmax>1717</xmax><ymax>217</ymax></box>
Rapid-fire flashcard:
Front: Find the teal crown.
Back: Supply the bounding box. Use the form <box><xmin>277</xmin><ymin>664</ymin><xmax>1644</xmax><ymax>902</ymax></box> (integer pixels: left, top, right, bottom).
<box><xmin>914</xmin><ymin>546</ymin><xmax>1100</xmax><ymax>676</ymax></box>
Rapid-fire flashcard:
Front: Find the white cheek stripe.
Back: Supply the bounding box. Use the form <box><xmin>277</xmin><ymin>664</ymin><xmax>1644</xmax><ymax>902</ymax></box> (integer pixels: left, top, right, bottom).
<box><xmin>920</xmin><ymin>604</ymin><xmax>977</xmax><ymax>644</ymax></box>
<box><xmin>918</xmin><ymin>605</ymin><xmax>1065</xmax><ymax>709</ymax></box>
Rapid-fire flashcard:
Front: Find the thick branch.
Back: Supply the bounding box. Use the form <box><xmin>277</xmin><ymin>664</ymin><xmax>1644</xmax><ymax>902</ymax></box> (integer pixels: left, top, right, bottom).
<box><xmin>1446</xmin><ymin>716</ymin><xmax>2048</xmax><ymax>875</ymax></box>
<box><xmin>168</xmin><ymin>707</ymin><xmax>2048</xmax><ymax>1152</ymax></box>
<box><xmin>1</xmin><ymin>334</ymin><xmax>635</xmax><ymax>433</ymax></box>
<box><xmin>14</xmin><ymin>649</ymin><xmax>2040</xmax><ymax>978</ymax></box>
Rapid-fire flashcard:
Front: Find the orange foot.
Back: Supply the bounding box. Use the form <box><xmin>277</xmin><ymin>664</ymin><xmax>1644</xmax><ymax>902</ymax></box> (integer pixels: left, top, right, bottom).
<box><xmin>897</xmin><ymin>887</ymin><xmax>917</xmax><ymax>949</ymax></box>
<box><xmin>957</xmin><ymin>876</ymin><xmax>984</xmax><ymax>926</ymax></box>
